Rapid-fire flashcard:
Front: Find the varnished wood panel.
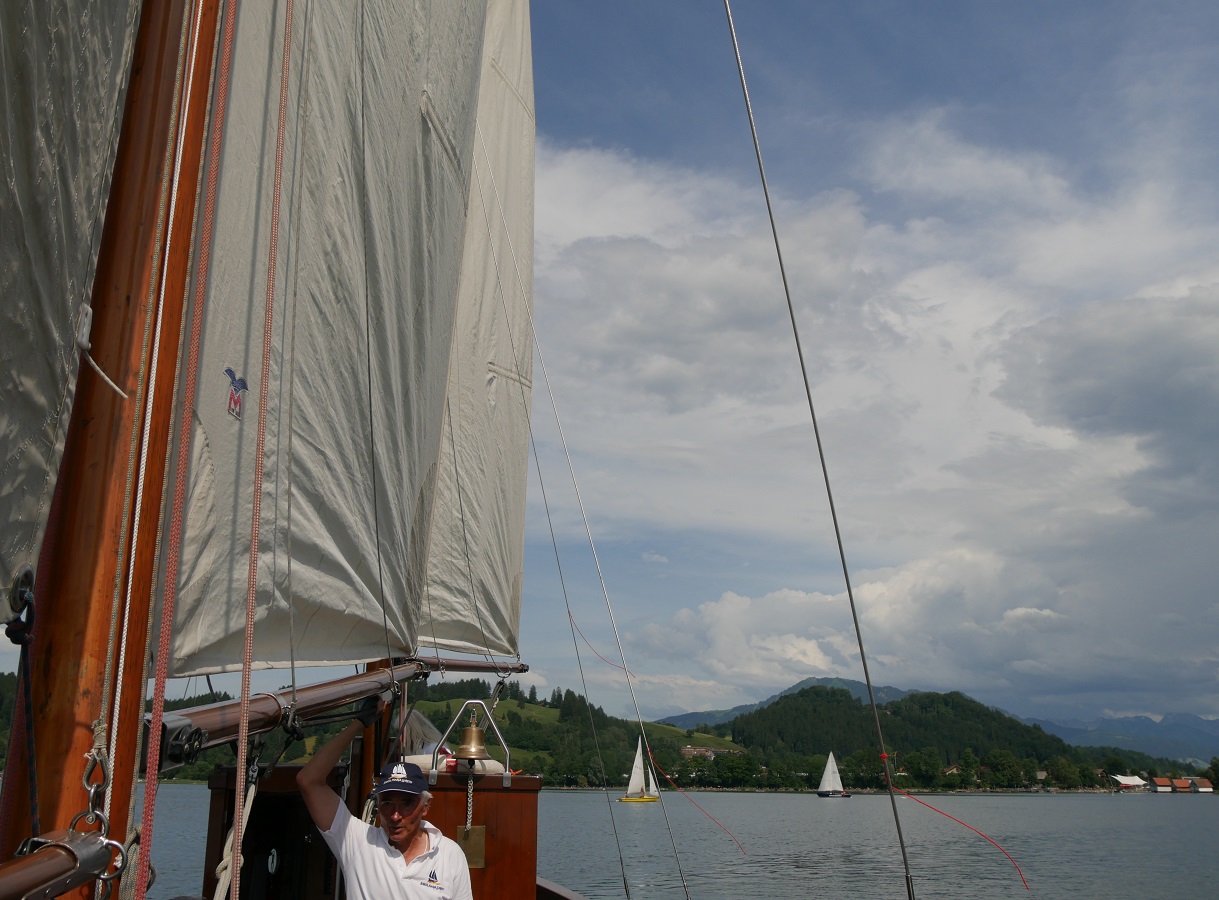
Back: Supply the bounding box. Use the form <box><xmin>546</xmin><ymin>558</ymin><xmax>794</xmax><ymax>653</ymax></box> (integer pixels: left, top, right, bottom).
<box><xmin>425</xmin><ymin>773</ymin><xmax>541</xmax><ymax>899</ymax></box>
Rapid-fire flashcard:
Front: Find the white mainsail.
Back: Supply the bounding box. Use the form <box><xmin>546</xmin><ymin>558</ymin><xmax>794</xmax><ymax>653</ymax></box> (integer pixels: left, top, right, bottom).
<box><xmin>418</xmin><ymin>0</ymin><xmax>535</xmax><ymax>658</ymax></box>
<box><xmin>0</xmin><ymin>1</ymin><xmax>142</xmax><ymax>591</ymax></box>
<box><xmin>818</xmin><ymin>751</ymin><xmax>845</xmax><ymax>795</ymax></box>
<box><xmin>161</xmin><ymin>0</ymin><xmax>533</xmax><ymax>674</ymax></box>
<box><xmin>624</xmin><ymin>738</ymin><xmax>660</xmax><ymax>799</ymax></box>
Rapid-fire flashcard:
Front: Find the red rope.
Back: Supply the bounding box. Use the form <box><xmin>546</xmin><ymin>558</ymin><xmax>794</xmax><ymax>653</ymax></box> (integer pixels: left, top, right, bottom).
<box><xmin>647</xmin><ymin>751</ymin><xmax>747</xmax><ymax>856</ymax></box>
<box><xmin>885</xmin><ymin>777</ymin><xmax>1030</xmax><ymax>891</ymax></box>
<box><xmin>136</xmin><ymin>2</ymin><xmax>238</xmax><ymax>895</ymax></box>
<box><xmin>232</xmin><ymin>2</ymin><xmax>295</xmax><ymax>897</ymax></box>
<box><xmin>568</xmin><ymin>611</ymin><xmax>634</xmax><ymax>676</ymax></box>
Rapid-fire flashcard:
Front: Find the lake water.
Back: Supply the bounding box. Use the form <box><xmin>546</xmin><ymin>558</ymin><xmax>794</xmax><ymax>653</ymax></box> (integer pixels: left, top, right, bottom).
<box><xmin>146</xmin><ymin>785</ymin><xmax>1215</xmax><ymax>898</ymax></box>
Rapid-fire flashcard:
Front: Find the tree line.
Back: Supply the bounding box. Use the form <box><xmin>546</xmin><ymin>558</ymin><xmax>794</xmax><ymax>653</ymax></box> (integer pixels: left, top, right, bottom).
<box><xmin>716</xmin><ymin>686</ymin><xmax>1209</xmax><ymax>790</ymax></box>
<box><xmin>2</xmin><ymin>676</ymin><xmax>1211</xmax><ymax>791</ymax></box>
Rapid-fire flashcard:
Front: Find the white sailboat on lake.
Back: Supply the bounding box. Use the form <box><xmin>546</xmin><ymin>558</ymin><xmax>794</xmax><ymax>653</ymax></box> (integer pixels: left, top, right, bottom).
<box><xmin>817</xmin><ymin>752</ymin><xmax>850</xmax><ymax>798</ymax></box>
<box><xmin>619</xmin><ymin>738</ymin><xmax>660</xmax><ymax>803</ymax></box>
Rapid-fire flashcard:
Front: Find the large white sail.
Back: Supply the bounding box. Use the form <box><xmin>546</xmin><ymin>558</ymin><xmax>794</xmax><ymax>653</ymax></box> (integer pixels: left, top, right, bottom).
<box><xmin>164</xmin><ymin>0</ymin><xmax>517</xmax><ymax>674</ymax></box>
<box><xmin>0</xmin><ymin>2</ymin><xmax>142</xmax><ymax>590</ymax></box>
<box><xmin>418</xmin><ymin>0</ymin><xmax>535</xmax><ymax>658</ymax></box>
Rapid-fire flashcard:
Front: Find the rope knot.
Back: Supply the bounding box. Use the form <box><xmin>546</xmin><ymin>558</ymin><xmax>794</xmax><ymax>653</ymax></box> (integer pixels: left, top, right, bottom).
<box><xmin>5</xmin><ymin>617</ymin><xmax>32</xmax><ymax>645</ymax></box>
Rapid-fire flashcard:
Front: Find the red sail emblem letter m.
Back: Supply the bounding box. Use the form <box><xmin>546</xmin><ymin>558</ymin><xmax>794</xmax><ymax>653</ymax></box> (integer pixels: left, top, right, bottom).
<box><xmin>224</xmin><ymin>367</ymin><xmax>249</xmax><ymax>419</ymax></box>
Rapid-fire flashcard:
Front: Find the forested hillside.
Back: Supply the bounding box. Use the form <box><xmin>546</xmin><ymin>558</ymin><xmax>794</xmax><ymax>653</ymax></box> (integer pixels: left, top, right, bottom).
<box><xmin>0</xmin><ymin>676</ymin><xmax>1203</xmax><ymax>791</ymax></box>
<box><xmin>731</xmin><ymin>688</ymin><xmax>1070</xmax><ymax>762</ymax></box>
<box><xmin>723</xmin><ymin>685</ymin><xmax>1198</xmax><ymax>789</ymax></box>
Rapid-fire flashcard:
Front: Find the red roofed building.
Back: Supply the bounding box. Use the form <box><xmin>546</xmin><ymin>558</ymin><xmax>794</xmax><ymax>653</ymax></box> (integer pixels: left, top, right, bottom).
<box><xmin>1150</xmin><ymin>777</ymin><xmax>1173</xmax><ymax>793</ymax></box>
<box><xmin>1171</xmin><ymin>778</ymin><xmax>1193</xmax><ymax>792</ymax></box>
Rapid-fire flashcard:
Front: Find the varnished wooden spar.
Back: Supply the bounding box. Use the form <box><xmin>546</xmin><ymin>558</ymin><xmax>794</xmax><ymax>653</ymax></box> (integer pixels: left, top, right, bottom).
<box><xmin>0</xmin><ymin>826</ymin><xmax>123</xmax><ymax>900</ymax></box>
<box><xmin>0</xmin><ymin>846</ymin><xmax>78</xmax><ymax>900</ymax></box>
<box><xmin>147</xmin><ymin>658</ymin><xmax>529</xmax><ymax>773</ymax></box>
<box><xmin>0</xmin><ymin>0</ymin><xmax>220</xmax><ymax>886</ymax></box>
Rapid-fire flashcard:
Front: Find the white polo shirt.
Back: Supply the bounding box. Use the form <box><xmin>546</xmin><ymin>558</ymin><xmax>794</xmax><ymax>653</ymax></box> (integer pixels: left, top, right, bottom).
<box><xmin>320</xmin><ymin>803</ymin><xmax>473</xmax><ymax>900</ymax></box>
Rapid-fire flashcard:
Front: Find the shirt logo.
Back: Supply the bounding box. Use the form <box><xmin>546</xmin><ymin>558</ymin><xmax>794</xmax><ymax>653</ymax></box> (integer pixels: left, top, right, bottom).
<box><xmin>417</xmin><ymin>869</ymin><xmax>444</xmax><ymax>892</ymax></box>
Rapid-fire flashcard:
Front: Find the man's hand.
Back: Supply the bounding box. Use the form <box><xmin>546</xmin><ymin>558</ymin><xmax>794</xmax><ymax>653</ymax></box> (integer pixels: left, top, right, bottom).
<box><xmin>355</xmin><ymin>696</ymin><xmax>383</xmax><ymax>728</ymax></box>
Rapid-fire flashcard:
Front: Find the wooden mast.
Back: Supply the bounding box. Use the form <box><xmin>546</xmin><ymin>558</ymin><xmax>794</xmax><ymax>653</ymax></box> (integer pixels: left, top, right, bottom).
<box><xmin>0</xmin><ymin>0</ymin><xmax>220</xmax><ymax>887</ymax></box>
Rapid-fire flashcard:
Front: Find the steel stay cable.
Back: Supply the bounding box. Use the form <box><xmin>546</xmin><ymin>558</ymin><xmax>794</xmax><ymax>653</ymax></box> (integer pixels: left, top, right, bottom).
<box><xmin>472</xmin><ymin>123</ymin><xmax>696</xmax><ymax>893</ymax></box>
<box><xmin>469</xmin><ymin>117</ymin><xmax>637</xmax><ymax>891</ymax></box>
<box><xmin>541</xmin><ymin>448</ymin><xmax>632</xmax><ymax>898</ymax></box>
<box><xmin>472</xmin><ymin>121</ymin><xmax>676</xmax><ymax>896</ymax></box>
<box><xmin>721</xmin><ymin>3</ymin><xmax>917</xmax><ymax>898</ymax></box>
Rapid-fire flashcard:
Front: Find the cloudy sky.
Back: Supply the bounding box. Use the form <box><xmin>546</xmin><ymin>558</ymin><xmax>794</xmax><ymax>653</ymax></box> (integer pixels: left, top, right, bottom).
<box><xmin>516</xmin><ymin>0</ymin><xmax>1219</xmax><ymax>724</ymax></box>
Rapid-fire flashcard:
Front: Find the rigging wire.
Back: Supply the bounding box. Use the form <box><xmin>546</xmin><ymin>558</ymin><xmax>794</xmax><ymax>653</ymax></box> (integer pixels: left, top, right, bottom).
<box><xmin>465</xmin><ymin>119</ymin><xmax>639</xmax><ymax>892</ymax></box>
<box><xmin>526</xmin><ymin>413</ymin><xmax>634</xmax><ymax>895</ymax></box>
<box><xmin>648</xmin><ymin>756</ymin><xmax>746</xmax><ymax>856</ymax></box>
<box><xmin>231</xmin><ymin>2</ymin><xmax>296</xmax><ymax>898</ymax></box>
<box><xmin>525</xmin><ymin>216</ymin><xmax>695</xmax><ymax>900</ymax></box>
<box><xmin>471</xmin><ymin>119</ymin><xmax>692</xmax><ymax>898</ymax></box>
<box><xmin>887</xmin><ymin>783</ymin><xmax>1031</xmax><ymax>891</ymax></box>
<box><xmin>720</xmin><ymin>3</ymin><xmax>917</xmax><ymax>898</ymax></box>
<box><xmin>567</xmin><ymin>610</ymin><xmax>633</xmax><ymax>676</ymax></box>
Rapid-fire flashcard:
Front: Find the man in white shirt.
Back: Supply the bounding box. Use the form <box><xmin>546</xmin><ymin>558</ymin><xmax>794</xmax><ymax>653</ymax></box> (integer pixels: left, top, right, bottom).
<box><xmin>298</xmin><ymin>712</ymin><xmax>474</xmax><ymax>900</ymax></box>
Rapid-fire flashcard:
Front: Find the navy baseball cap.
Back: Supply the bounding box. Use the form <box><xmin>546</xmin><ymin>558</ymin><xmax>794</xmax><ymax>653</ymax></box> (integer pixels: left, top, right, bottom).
<box><xmin>373</xmin><ymin>760</ymin><xmax>428</xmax><ymax>797</ymax></box>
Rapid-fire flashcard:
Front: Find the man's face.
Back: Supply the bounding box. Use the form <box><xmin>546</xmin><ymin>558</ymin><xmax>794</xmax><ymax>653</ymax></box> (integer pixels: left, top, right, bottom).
<box><xmin>378</xmin><ymin>792</ymin><xmax>427</xmax><ymax>844</ymax></box>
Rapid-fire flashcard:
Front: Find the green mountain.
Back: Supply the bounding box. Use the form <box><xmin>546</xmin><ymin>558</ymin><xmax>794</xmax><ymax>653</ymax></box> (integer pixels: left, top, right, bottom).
<box><xmin>732</xmin><ymin>686</ymin><xmax>1067</xmax><ymax>761</ymax></box>
<box><xmin>724</xmin><ymin>685</ymin><xmax>1194</xmax><ymax>787</ymax></box>
<box><xmin>657</xmin><ymin>675</ymin><xmax>910</xmax><ymax>730</ymax></box>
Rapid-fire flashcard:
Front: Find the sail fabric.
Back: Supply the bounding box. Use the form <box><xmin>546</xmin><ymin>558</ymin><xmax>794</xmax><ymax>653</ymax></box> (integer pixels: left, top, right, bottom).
<box><xmin>0</xmin><ymin>1</ymin><xmax>141</xmax><ymax>591</ymax></box>
<box><xmin>164</xmin><ymin>0</ymin><xmax>530</xmax><ymax>674</ymax></box>
<box><xmin>625</xmin><ymin>738</ymin><xmax>658</xmax><ymax>798</ymax></box>
<box><xmin>626</xmin><ymin>739</ymin><xmax>648</xmax><ymax>797</ymax></box>
<box><xmin>818</xmin><ymin>752</ymin><xmax>844</xmax><ymax>794</ymax></box>
<box><xmin>417</xmin><ymin>0</ymin><xmax>535</xmax><ymax>658</ymax></box>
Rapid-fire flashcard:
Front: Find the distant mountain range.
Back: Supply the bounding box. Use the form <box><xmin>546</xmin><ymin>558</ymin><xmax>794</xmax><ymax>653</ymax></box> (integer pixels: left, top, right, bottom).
<box><xmin>656</xmin><ymin>676</ymin><xmax>911</xmax><ymax>730</ymax></box>
<box><xmin>658</xmin><ymin>677</ymin><xmax>1219</xmax><ymax>764</ymax></box>
<box><xmin>1023</xmin><ymin>713</ymin><xmax>1219</xmax><ymax>766</ymax></box>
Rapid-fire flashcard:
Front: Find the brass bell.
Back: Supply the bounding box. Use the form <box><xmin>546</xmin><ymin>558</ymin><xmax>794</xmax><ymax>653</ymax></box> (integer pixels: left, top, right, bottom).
<box><xmin>454</xmin><ymin>723</ymin><xmax>491</xmax><ymax>761</ymax></box>
<box><xmin>455</xmin><ymin>709</ymin><xmax>491</xmax><ymax>761</ymax></box>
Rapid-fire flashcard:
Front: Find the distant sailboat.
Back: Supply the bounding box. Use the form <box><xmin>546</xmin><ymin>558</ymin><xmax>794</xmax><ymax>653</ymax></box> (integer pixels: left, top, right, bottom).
<box><xmin>817</xmin><ymin>751</ymin><xmax>850</xmax><ymax>798</ymax></box>
<box><xmin>620</xmin><ymin>737</ymin><xmax>661</xmax><ymax>802</ymax></box>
